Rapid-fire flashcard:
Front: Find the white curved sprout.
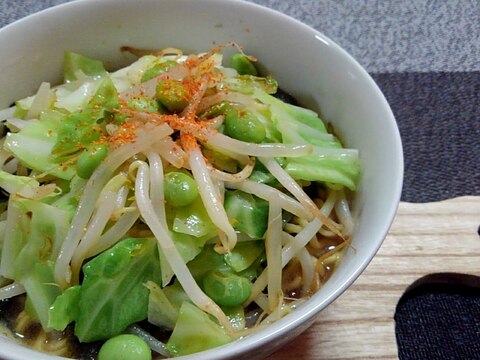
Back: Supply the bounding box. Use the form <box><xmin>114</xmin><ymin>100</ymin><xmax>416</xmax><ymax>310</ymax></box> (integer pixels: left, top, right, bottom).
<box><xmin>114</xmin><ymin>185</ymin><xmax>130</xmax><ymax>211</ymax></box>
<box><xmin>259</xmin><ymin>157</ymin><xmax>342</xmax><ymax>236</ymax></box>
<box><xmin>146</xmin><ymin>152</ymin><xmax>167</xmax><ymax>227</ymax></box>
<box><xmin>134</xmin><ymin>160</ymin><xmax>233</xmax><ymax>332</ymax></box>
<box><xmin>208</xmin><ymin>133</ymin><xmax>312</xmax><ymax>158</ymax></box>
<box><xmin>211</xmin><ymin>157</ymin><xmax>255</xmax><ymax>183</ymax></box>
<box><xmin>86</xmin><ymin>205</ymin><xmax>139</xmax><ymax>258</ymax></box>
<box><xmin>245</xmin><ymin>189</ymin><xmax>338</xmax><ymax>306</ymax></box>
<box><xmin>145</xmin><ymin>152</ymin><xmax>175</xmax><ymax>286</ymax></box>
<box><xmin>0</xmin><ymin>282</ymin><xmax>25</xmax><ymax>301</ymax></box>
<box><xmin>70</xmin><ymin>189</ymin><xmax>118</xmax><ymax>283</ymax></box>
<box><xmin>295</xmin><ymin>247</ymin><xmax>316</xmax><ymax>296</ymax></box>
<box><xmin>225</xmin><ymin>179</ymin><xmax>308</xmax><ymax>219</ymax></box>
<box><xmin>335</xmin><ymin>189</ymin><xmax>354</xmax><ymax>237</ymax></box>
<box><xmin>247</xmin><ymin>220</ymin><xmax>321</xmax><ymax>307</ymax></box>
<box><xmin>188</xmin><ymin>146</ymin><xmax>237</xmax><ymax>251</ymax></box>
<box><xmin>265</xmin><ymin>201</ymin><xmax>283</xmax><ymax>312</ymax></box>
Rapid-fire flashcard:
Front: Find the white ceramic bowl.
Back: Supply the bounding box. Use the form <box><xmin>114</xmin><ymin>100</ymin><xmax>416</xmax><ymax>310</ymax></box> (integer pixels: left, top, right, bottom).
<box><xmin>0</xmin><ymin>0</ymin><xmax>403</xmax><ymax>359</ymax></box>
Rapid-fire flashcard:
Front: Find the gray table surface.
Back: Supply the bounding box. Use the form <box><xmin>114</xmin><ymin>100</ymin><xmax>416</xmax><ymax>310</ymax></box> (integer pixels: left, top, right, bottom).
<box><xmin>1</xmin><ymin>0</ymin><xmax>480</xmax><ymax>73</ymax></box>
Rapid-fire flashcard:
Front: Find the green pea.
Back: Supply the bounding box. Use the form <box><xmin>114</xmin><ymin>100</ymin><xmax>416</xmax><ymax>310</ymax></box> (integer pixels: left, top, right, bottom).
<box><xmin>141</xmin><ymin>60</ymin><xmax>178</xmax><ymax>82</ymax></box>
<box><xmin>164</xmin><ymin>172</ymin><xmax>199</xmax><ymax>207</ymax></box>
<box><xmin>202</xmin><ymin>271</ymin><xmax>252</xmax><ymax>307</ymax></box>
<box><xmin>98</xmin><ymin>334</ymin><xmax>152</xmax><ymax>360</ymax></box>
<box><xmin>76</xmin><ymin>144</ymin><xmax>109</xmax><ymax>179</ymax></box>
<box><xmin>156</xmin><ymin>79</ymin><xmax>190</xmax><ymax>113</ymax></box>
<box><xmin>127</xmin><ymin>97</ymin><xmax>159</xmax><ymax>113</ymax></box>
<box><xmin>230</xmin><ymin>53</ymin><xmax>258</xmax><ymax>76</ymax></box>
<box><xmin>224</xmin><ymin>108</ymin><xmax>266</xmax><ymax>143</ymax></box>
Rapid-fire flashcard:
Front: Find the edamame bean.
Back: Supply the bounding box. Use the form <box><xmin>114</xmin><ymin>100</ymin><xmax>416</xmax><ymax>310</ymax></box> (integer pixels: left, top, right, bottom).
<box><xmin>141</xmin><ymin>60</ymin><xmax>178</xmax><ymax>82</ymax></box>
<box><xmin>98</xmin><ymin>334</ymin><xmax>152</xmax><ymax>360</ymax></box>
<box><xmin>76</xmin><ymin>144</ymin><xmax>109</xmax><ymax>179</ymax></box>
<box><xmin>202</xmin><ymin>271</ymin><xmax>252</xmax><ymax>307</ymax></box>
<box><xmin>164</xmin><ymin>172</ymin><xmax>199</xmax><ymax>207</ymax></box>
<box><xmin>230</xmin><ymin>53</ymin><xmax>258</xmax><ymax>76</ymax></box>
<box><xmin>224</xmin><ymin>108</ymin><xmax>266</xmax><ymax>143</ymax></box>
<box><xmin>156</xmin><ymin>79</ymin><xmax>190</xmax><ymax>113</ymax></box>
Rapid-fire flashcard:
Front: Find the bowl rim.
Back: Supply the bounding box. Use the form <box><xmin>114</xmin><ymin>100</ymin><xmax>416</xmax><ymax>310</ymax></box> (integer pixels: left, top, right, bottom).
<box><xmin>0</xmin><ymin>0</ymin><xmax>403</xmax><ymax>359</ymax></box>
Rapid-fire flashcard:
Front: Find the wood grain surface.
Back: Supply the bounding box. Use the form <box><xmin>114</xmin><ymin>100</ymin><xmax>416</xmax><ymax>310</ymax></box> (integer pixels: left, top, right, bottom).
<box><xmin>267</xmin><ymin>196</ymin><xmax>480</xmax><ymax>360</ymax></box>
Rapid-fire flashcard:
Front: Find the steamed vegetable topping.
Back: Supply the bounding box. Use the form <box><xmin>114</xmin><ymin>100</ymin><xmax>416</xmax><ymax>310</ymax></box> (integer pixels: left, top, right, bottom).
<box><xmin>0</xmin><ymin>43</ymin><xmax>358</xmax><ymax>358</ymax></box>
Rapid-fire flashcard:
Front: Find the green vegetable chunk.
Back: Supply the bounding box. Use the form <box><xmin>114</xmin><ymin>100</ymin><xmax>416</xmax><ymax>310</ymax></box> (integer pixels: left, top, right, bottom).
<box><xmin>0</xmin><ymin>169</ymin><xmax>39</xmax><ymax>196</ymax></box>
<box><xmin>170</xmin><ymin>196</ymin><xmax>216</xmax><ymax>237</ymax></box>
<box><xmin>53</xmin><ymin>112</ymin><xmax>103</xmax><ymax>158</ymax></box>
<box><xmin>156</xmin><ymin>79</ymin><xmax>190</xmax><ymax>113</ymax></box>
<box><xmin>48</xmin><ymin>285</ymin><xmax>81</xmax><ymax>331</ymax></box>
<box><xmin>223</xmin><ymin>305</ymin><xmax>246</xmax><ymax>331</ymax></box>
<box><xmin>98</xmin><ymin>334</ymin><xmax>152</xmax><ymax>360</ymax></box>
<box><xmin>166</xmin><ymin>302</ymin><xmax>232</xmax><ymax>356</ymax></box>
<box><xmin>223</xmin><ymin>108</ymin><xmax>266</xmax><ymax>143</ymax></box>
<box><xmin>22</xmin><ymin>261</ymin><xmax>62</xmax><ymax>329</ymax></box>
<box><xmin>224</xmin><ymin>241</ymin><xmax>264</xmax><ymax>273</ymax></box>
<box><xmin>0</xmin><ymin>199</ymin><xmax>70</xmax><ymax>281</ymax></box>
<box><xmin>64</xmin><ymin>52</ymin><xmax>107</xmax><ymax>83</ymax></box>
<box><xmin>74</xmin><ymin>237</ymin><xmax>161</xmax><ymax>342</ymax></box>
<box><xmin>187</xmin><ymin>245</ymin><xmax>231</xmax><ymax>281</ymax></box>
<box><xmin>224</xmin><ymin>190</ymin><xmax>268</xmax><ymax>238</ymax></box>
<box><xmin>164</xmin><ymin>172</ymin><xmax>199</xmax><ymax>207</ymax></box>
<box><xmin>202</xmin><ymin>271</ymin><xmax>252</xmax><ymax>307</ymax></box>
<box><xmin>146</xmin><ymin>281</ymin><xmax>179</xmax><ymax>330</ymax></box>
<box><xmin>76</xmin><ymin>144</ymin><xmax>109</xmax><ymax>179</ymax></box>
<box><xmin>252</xmin><ymin>89</ymin><xmax>360</xmax><ymax>190</ymax></box>
<box><xmin>141</xmin><ymin>60</ymin><xmax>178</xmax><ymax>82</ymax></box>
<box><xmin>52</xmin><ymin>77</ymin><xmax>118</xmax><ymax>161</ymax></box>
<box><xmin>221</xmin><ymin>75</ymin><xmax>277</xmax><ymax>94</ymax></box>
<box><xmin>230</xmin><ymin>53</ymin><xmax>258</xmax><ymax>76</ymax></box>
<box><xmin>3</xmin><ymin>114</ymin><xmax>75</xmax><ymax>180</ymax></box>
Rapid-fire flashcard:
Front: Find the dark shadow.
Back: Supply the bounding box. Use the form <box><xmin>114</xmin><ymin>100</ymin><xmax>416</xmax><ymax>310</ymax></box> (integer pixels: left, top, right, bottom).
<box><xmin>395</xmin><ymin>273</ymin><xmax>480</xmax><ymax>360</ymax></box>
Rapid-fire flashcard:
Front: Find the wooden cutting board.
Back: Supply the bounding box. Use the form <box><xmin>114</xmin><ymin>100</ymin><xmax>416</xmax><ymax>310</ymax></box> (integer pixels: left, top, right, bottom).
<box><xmin>267</xmin><ymin>196</ymin><xmax>480</xmax><ymax>359</ymax></box>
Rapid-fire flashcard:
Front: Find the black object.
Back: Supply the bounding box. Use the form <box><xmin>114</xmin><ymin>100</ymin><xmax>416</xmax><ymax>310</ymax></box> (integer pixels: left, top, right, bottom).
<box><xmin>371</xmin><ymin>72</ymin><xmax>480</xmax><ymax>203</ymax></box>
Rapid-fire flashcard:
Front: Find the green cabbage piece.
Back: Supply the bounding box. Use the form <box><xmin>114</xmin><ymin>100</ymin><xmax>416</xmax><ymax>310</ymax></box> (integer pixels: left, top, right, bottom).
<box><xmin>3</xmin><ymin>112</ymin><xmax>75</xmax><ymax>180</ymax></box>
<box><xmin>252</xmin><ymin>89</ymin><xmax>360</xmax><ymax>190</ymax></box>
<box><xmin>224</xmin><ymin>190</ymin><xmax>269</xmax><ymax>239</ymax></box>
<box><xmin>220</xmin><ymin>75</ymin><xmax>277</xmax><ymax>94</ymax></box>
<box><xmin>146</xmin><ymin>280</ymin><xmax>189</xmax><ymax>330</ymax></box>
<box><xmin>50</xmin><ymin>175</ymin><xmax>87</xmax><ymax>216</ymax></box>
<box><xmin>166</xmin><ymin>302</ymin><xmax>233</xmax><ymax>357</ymax></box>
<box><xmin>187</xmin><ymin>243</ymin><xmax>264</xmax><ymax>285</ymax></box>
<box><xmin>0</xmin><ymin>170</ymin><xmax>39</xmax><ymax>196</ymax></box>
<box><xmin>158</xmin><ymin>197</ymin><xmax>218</xmax><ymax>286</ymax></box>
<box><xmin>52</xmin><ymin>77</ymin><xmax>119</xmax><ymax>161</ymax></box>
<box><xmin>0</xmin><ymin>198</ymin><xmax>70</xmax><ymax>281</ymax></box>
<box><xmin>63</xmin><ymin>52</ymin><xmax>107</xmax><ymax>83</ymax></box>
<box><xmin>222</xmin><ymin>305</ymin><xmax>246</xmax><ymax>331</ymax></box>
<box><xmin>187</xmin><ymin>245</ymin><xmax>231</xmax><ymax>281</ymax></box>
<box><xmin>22</xmin><ymin>261</ymin><xmax>62</xmax><ymax>329</ymax></box>
<box><xmin>47</xmin><ymin>285</ymin><xmax>81</xmax><ymax>331</ymax></box>
<box><xmin>224</xmin><ymin>240</ymin><xmax>264</xmax><ymax>273</ymax></box>
<box><xmin>171</xmin><ymin>197</ymin><xmax>217</xmax><ymax>238</ymax></box>
<box><xmin>0</xmin><ymin>201</ymin><xmax>67</xmax><ymax>329</ymax></box>
<box><xmin>74</xmin><ymin>237</ymin><xmax>161</xmax><ymax>342</ymax></box>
